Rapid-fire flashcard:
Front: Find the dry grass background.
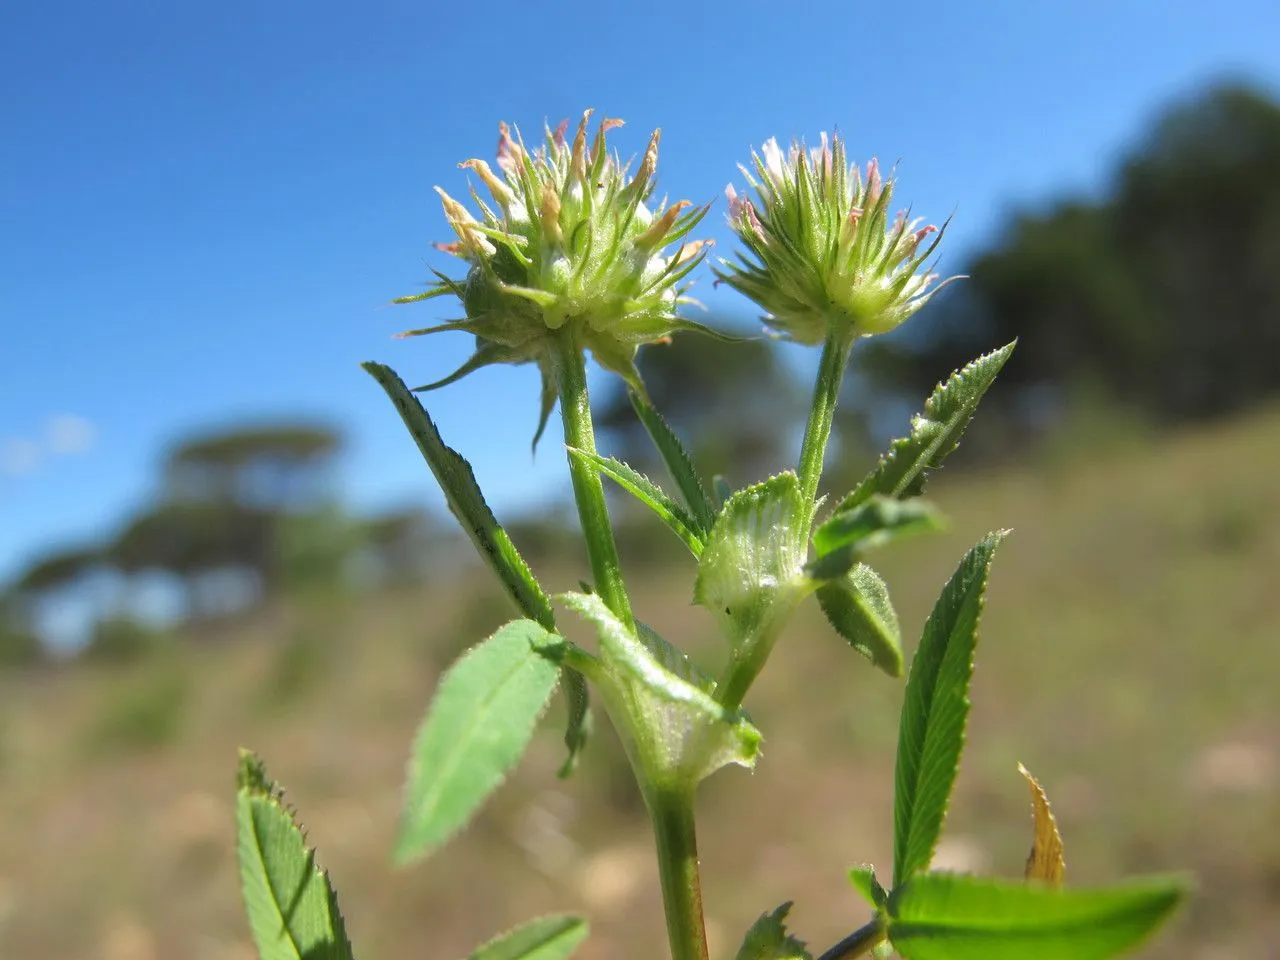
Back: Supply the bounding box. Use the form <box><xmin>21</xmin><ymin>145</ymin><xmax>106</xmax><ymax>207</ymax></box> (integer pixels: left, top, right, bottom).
<box><xmin>2</xmin><ymin>406</ymin><xmax>1278</xmax><ymax>959</ymax></box>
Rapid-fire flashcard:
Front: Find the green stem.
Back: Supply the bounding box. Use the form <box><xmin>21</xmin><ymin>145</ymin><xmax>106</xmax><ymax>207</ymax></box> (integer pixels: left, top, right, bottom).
<box><xmin>796</xmin><ymin>331</ymin><xmax>854</xmax><ymax>528</ymax></box>
<box><xmin>649</xmin><ymin>788</ymin><xmax>710</xmax><ymax>960</ymax></box>
<box><xmin>550</xmin><ymin>330</ymin><xmax>634</xmax><ymax>629</ymax></box>
<box><xmin>816</xmin><ymin>918</ymin><xmax>887</xmax><ymax>960</ymax></box>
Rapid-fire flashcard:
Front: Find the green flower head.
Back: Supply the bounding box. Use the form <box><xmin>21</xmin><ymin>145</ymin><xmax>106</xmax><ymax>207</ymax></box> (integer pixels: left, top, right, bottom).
<box><xmin>715</xmin><ymin>131</ymin><xmax>957</xmax><ymax>345</ymax></box>
<box><xmin>394</xmin><ymin>110</ymin><xmax>713</xmax><ymax>447</ymax></box>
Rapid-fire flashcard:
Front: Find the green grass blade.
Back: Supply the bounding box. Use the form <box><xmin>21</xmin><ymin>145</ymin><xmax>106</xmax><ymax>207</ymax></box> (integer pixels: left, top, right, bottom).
<box><xmin>469</xmin><ymin>914</ymin><xmax>589</xmax><ymax>960</ymax></box>
<box><xmin>363</xmin><ymin>361</ymin><xmax>589</xmax><ymax>776</ymax></box>
<box><xmin>887</xmin><ymin>872</ymin><xmax>1188</xmax><ymax>960</ymax></box>
<box><xmin>395</xmin><ymin>620</ymin><xmax>564</xmax><ymax>863</ymax></box>
<box><xmin>816</xmin><ymin>563</ymin><xmax>904</xmax><ymax>678</ymax></box>
<box><xmin>567</xmin><ymin>447</ymin><xmax>705</xmax><ymax>556</ymax></box>
<box><xmin>836</xmin><ymin>342</ymin><xmax>1015</xmax><ymax>512</ymax></box>
<box><xmin>629</xmin><ymin>390</ymin><xmax>717</xmax><ymax>531</ymax></box>
<box><xmin>893</xmin><ymin>532</ymin><xmax>1007</xmax><ymax>885</ymax></box>
<box><xmin>235</xmin><ymin>751</ymin><xmax>356</xmax><ymax>960</ymax></box>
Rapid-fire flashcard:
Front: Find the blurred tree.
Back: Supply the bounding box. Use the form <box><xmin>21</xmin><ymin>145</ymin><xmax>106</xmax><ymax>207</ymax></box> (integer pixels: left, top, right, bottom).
<box><xmin>163</xmin><ymin>423</ymin><xmax>341</xmax><ymax>511</ymax></box>
<box><xmin>595</xmin><ymin>325</ymin><xmax>800</xmax><ymax>487</ymax></box>
<box><xmin>852</xmin><ymin>82</ymin><xmax>1280</xmax><ymax>441</ymax></box>
<box><xmin>357</xmin><ymin>506</ymin><xmax>442</xmax><ymax>584</ymax></box>
<box><xmin>0</xmin><ymin>587</ymin><xmax>45</xmax><ymax>666</ymax></box>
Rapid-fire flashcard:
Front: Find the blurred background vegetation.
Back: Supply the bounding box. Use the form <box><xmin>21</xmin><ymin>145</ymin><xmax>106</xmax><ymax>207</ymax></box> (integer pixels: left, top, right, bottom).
<box><xmin>2</xmin><ymin>82</ymin><xmax>1278</xmax><ymax>959</ymax></box>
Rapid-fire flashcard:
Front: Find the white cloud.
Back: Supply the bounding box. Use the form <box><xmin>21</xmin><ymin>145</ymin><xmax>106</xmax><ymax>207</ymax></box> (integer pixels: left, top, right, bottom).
<box><xmin>0</xmin><ymin>414</ymin><xmax>98</xmax><ymax>478</ymax></box>
<box><xmin>0</xmin><ymin>439</ymin><xmax>41</xmax><ymax>476</ymax></box>
<box><xmin>46</xmin><ymin>414</ymin><xmax>96</xmax><ymax>455</ymax></box>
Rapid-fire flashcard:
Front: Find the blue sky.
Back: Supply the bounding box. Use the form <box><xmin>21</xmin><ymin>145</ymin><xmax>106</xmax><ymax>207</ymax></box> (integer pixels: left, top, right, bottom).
<box><xmin>2</xmin><ymin>0</ymin><xmax>1278</xmax><ymax>584</ymax></box>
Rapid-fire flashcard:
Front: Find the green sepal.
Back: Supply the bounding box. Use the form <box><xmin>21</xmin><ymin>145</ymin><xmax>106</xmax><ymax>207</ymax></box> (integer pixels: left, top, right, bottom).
<box><xmin>893</xmin><ymin>532</ymin><xmax>1007</xmax><ymax>886</ymax></box>
<box><xmin>558</xmin><ymin>591</ymin><xmax>761</xmax><ymax>788</ymax></box>
<box><xmin>808</xmin><ymin>496</ymin><xmax>946</xmax><ymax>580</ymax></box>
<box><xmin>395</xmin><ymin>620</ymin><xmax>565</xmax><ymax>863</ymax></box>
<box><xmin>886</xmin><ymin>872</ymin><xmax>1188</xmax><ymax>960</ymax></box>
<box><xmin>629</xmin><ymin>390</ymin><xmax>717</xmax><ymax>530</ymax></box>
<box><xmin>734</xmin><ymin>902</ymin><xmax>813</xmax><ymax>960</ymax></box>
<box><xmin>816</xmin><ymin>564</ymin><xmax>904</xmax><ymax>678</ymax></box>
<box><xmin>848</xmin><ymin>864</ymin><xmax>889</xmax><ymax>909</ymax></box>
<box><xmin>363</xmin><ymin>361</ymin><xmax>590</xmax><ymax>777</ymax></box>
<box><xmin>566</xmin><ymin>447</ymin><xmax>706</xmax><ymax>556</ymax></box>
<box><xmin>836</xmin><ymin>342</ymin><xmax>1015</xmax><ymax>512</ymax></box>
<box><xmin>467</xmin><ymin>914</ymin><xmax>589</xmax><ymax>960</ymax></box>
<box><xmin>235</xmin><ymin>750</ymin><xmax>356</xmax><ymax>960</ymax></box>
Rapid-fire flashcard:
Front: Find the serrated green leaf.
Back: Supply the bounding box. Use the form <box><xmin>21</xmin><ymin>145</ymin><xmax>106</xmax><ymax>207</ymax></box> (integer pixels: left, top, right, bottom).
<box><xmin>235</xmin><ymin>751</ymin><xmax>356</xmax><ymax>960</ymax></box>
<box><xmin>395</xmin><ymin>620</ymin><xmax>564</xmax><ymax>863</ymax></box>
<box><xmin>630</xmin><ymin>390</ymin><xmax>717</xmax><ymax>531</ymax></box>
<box><xmin>893</xmin><ymin>532</ymin><xmax>1007</xmax><ymax>886</ymax></box>
<box><xmin>567</xmin><ymin>447</ymin><xmax>706</xmax><ymax>556</ymax></box>
<box><xmin>848</xmin><ymin>864</ymin><xmax>889</xmax><ymax>909</ymax></box>
<box><xmin>813</xmin><ymin>496</ymin><xmax>946</xmax><ymax>559</ymax></box>
<box><xmin>735</xmin><ymin>902</ymin><xmax>813</xmax><ymax>960</ymax></box>
<box><xmin>468</xmin><ymin>914</ymin><xmax>588</xmax><ymax>960</ymax></box>
<box><xmin>816</xmin><ymin>564</ymin><xmax>904</xmax><ymax>678</ymax></box>
<box><xmin>695</xmin><ymin>472</ymin><xmax>807</xmax><ymax>646</ymax></box>
<box><xmin>887</xmin><ymin>872</ymin><xmax>1187</xmax><ymax>960</ymax></box>
<box><xmin>837</xmin><ymin>343</ymin><xmax>1015</xmax><ymax>512</ymax></box>
<box><xmin>808</xmin><ymin>497</ymin><xmax>946</xmax><ymax>580</ymax></box>
<box><xmin>363</xmin><ymin>362</ymin><xmax>589</xmax><ymax>778</ymax></box>
<box><xmin>558</xmin><ymin>591</ymin><xmax>760</xmax><ymax>786</ymax></box>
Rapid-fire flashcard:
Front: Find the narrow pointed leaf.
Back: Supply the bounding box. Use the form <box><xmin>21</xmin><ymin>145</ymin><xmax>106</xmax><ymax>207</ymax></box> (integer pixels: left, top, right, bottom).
<box><xmin>235</xmin><ymin>751</ymin><xmax>356</xmax><ymax>960</ymax></box>
<box><xmin>630</xmin><ymin>390</ymin><xmax>716</xmax><ymax>531</ymax></box>
<box><xmin>395</xmin><ymin>620</ymin><xmax>564</xmax><ymax>863</ymax></box>
<box><xmin>735</xmin><ymin>902</ymin><xmax>813</xmax><ymax>960</ymax></box>
<box><xmin>363</xmin><ymin>361</ymin><xmax>589</xmax><ymax>775</ymax></box>
<box><xmin>893</xmin><ymin>532</ymin><xmax>1007</xmax><ymax>886</ymax></box>
<box><xmin>848</xmin><ymin>864</ymin><xmax>889</xmax><ymax>909</ymax></box>
<box><xmin>887</xmin><ymin>872</ymin><xmax>1187</xmax><ymax>960</ymax></box>
<box><xmin>567</xmin><ymin>447</ymin><xmax>705</xmax><ymax>556</ymax></box>
<box><xmin>816</xmin><ymin>564</ymin><xmax>904</xmax><ymax>677</ymax></box>
<box><xmin>1019</xmin><ymin>763</ymin><xmax>1066</xmax><ymax>884</ymax></box>
<box><xmin>808</xmin><ymin>497</ymin><xmax>946</xmax><ymax>580</ymax></box>
<box><xmin>468</xmin><ymin>915</ymin><xmax>588</xmax><ymax>960</ymax></box>
<box><xmin>837</xmin><ymin>343</ymin><xmax>1015</xmax><ymax>512</ymax></box>
<box><xmin>813</xmin><ymin>496</ymin><xmax>946</xmax><ymax>559</ymax></box>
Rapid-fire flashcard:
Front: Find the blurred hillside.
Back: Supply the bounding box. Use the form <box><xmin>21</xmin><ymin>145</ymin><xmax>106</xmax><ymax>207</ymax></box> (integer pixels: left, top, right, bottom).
<box><xmin>0</xmin><ymin>402</ymin><xmax>1276</xmax><ymax>959</ymax></box>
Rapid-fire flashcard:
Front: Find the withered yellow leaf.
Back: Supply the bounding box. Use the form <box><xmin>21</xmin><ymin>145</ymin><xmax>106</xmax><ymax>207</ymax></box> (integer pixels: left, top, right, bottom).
<box><xmin>1018</xmin><ymin>762</ymin><xmax>1066</xmax><ymax>885</ymax></box>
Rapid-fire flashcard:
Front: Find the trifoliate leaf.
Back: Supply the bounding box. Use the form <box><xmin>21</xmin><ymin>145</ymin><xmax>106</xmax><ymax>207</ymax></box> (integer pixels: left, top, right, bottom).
<box><xmin>808</xmin><ymin>496</ymin><xmax>946</xmax><ymax>580</ymax></box>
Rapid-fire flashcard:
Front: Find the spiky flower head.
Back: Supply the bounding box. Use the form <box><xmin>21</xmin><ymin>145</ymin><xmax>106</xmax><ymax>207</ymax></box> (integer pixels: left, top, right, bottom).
<box><xmin>394</xmin><ymin>110</ymin><xmax>712</xmax><ymax>446</ymax></box>
<box><xmin>715</xmin><ymin>132</ymin><xmax>956</xmax><ymax>345</ymax></box>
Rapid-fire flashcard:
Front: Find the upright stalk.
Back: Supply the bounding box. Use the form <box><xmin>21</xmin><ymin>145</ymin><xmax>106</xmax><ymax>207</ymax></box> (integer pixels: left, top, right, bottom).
<box><xmin>552</xmin><ymin>328</ymin><xmax>709</xmax><ymax>959</ymax></box>
<box><xmin>550</xmin><ymin>328</ymin><xmax>634</xmax><ymax>630</ymax></box>
<box><xmin>796</xmin><ymin>330</ymin><xmax>854</xmax><ymax>523</ymax></box>
<box><xmin>649</xmin><ymin>787</ymin><xmax>711</xmax><ymax>960</ymax></box>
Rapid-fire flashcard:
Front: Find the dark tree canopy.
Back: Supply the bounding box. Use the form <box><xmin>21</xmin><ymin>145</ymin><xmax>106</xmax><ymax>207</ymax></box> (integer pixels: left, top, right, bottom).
<box><xmin>854</xmin><ymin>82</ymin><xmax>1280</xmax><ymax>437</ymax></box>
